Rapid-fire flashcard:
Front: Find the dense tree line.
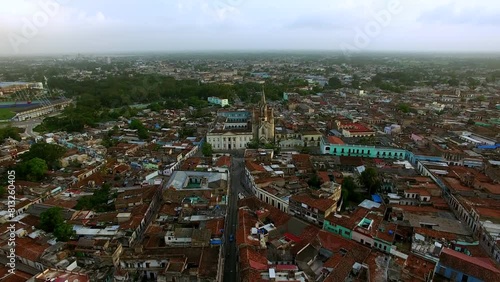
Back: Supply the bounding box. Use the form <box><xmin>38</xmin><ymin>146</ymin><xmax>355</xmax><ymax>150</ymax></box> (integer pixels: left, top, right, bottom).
<box><xmin>37</xmin><ymin>74</ymin><xmax>294</xmax><ymax>133</ymax></box>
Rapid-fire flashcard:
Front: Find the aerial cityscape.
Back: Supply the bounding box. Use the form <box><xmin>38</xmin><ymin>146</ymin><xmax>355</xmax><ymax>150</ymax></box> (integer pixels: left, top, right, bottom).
<box><xmin>1</xmin><ymin>1</ymin><xmax>500</xmax><ymax>282</ymax></box>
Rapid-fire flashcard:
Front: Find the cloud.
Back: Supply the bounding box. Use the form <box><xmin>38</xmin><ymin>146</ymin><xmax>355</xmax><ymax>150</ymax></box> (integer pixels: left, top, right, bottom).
<box><xmin>285</xmin><ymin>12</ymin><xmax>364</xmax><ymax>31</ymax></box>
<box><xmin>418</xmin><ymin>3</ymin><xmax>500</xmax><ymax>26</ymax></box>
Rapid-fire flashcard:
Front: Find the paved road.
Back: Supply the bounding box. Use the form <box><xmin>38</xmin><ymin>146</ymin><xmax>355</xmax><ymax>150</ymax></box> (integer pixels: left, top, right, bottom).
<box><xmin>11</xmin><ymin>111</ymin><xmax>61</xmax><ymax>137</ymax></box>
<box><xmin>223</xmin><ymin>157</ymin><xmax>246</xmax><ymax>282</ymax></box>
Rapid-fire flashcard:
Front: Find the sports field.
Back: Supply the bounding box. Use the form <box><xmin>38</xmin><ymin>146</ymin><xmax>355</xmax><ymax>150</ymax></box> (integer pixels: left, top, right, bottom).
<box><xmin>0</xmin><ymin>108</ymin><xmax>16</xmax><ymax>120</ymax></box>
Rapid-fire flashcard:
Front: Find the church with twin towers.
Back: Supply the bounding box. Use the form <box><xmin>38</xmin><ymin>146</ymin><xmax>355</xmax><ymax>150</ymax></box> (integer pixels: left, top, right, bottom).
<box><xmin>205</xmin><ymin>90</ymin><xmax>275</xmax><ymax>151</ymax></box>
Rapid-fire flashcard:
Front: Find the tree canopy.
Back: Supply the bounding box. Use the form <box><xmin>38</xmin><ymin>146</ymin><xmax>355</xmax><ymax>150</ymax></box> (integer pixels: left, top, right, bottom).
<box><xmin>0</xmin><ymin>125</ymin><xmax>22</xmax><ymax>141</ymax></box>
<box><xmin>202</xmin><ymin>142</ymin><xmax>213</xmax><ymax>157</ymax></box>
<box><xmin>21</xmin><ymin>142</ymin><xmax>66</xmax><ymax>169</ymax></box>
<box><xmin>39</xmin><ymin>207</ymin><xmax>74</xmax><ymax>242</ymax></box>
<box><xmin>307</xmin><ymin>174</ymin><xmax>321</xmax><ymax>189</ymax></box>
<box><xmin>16</xmin><ymin>157</ymin><xmax>48</xmax><ymax>181</ymax></box>
<box><xmin>129</xmin><ymin>119</ymin><xmax>150</xmax><ymax>140</ymax></box>
<box><xmin>327</xmin><ymin>77</ymin><xmax>342</xmax><ymax>89</ymax></box>
<box><xmin>360</xmin><ymin>167</ymin><xmax>381</xmax><ymax>195</ymax></box>
<box><xmin>74</xmin><ymin>183</ymin><xmax>115</xmax><ymax>212</ymax></box>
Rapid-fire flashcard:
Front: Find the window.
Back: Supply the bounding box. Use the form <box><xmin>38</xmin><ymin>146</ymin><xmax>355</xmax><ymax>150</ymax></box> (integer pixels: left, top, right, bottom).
<box><xmin>450</xmin><ymin>271</ymin><xmax>457</xmax><ymax>280</ymax></box>
<box><xmin>438</xmin><ymin>266</ymin><xmax>446</xmax><ymax>275</ymax></box>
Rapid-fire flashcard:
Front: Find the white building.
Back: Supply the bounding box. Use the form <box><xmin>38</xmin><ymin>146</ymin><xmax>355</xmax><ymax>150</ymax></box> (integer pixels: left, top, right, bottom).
<box><xmin>207</xmin><ymin>131</ymin><xmax>253</xmax><ymax>150</ymax></box>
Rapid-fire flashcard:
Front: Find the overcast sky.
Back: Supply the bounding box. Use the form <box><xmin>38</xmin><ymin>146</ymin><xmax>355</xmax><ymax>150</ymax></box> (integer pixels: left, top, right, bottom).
<box><xmin>1</xmin><ymin>0</ymin><xmax>499</xmax><ymax>55</ymax></box>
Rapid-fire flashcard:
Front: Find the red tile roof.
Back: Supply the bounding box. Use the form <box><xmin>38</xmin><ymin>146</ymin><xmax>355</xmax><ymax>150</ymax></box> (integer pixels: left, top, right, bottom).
<box><xmin>402</xmin><ymin>254</ymin><xmax>436</xmax><ymax>281</ymax></box>
<box><xmin>325</xmin><ymin>207</ymin><xmax>369</xmax><ymax>229</ymax></box>
<box><xmin>181</xmin><ymin>157</ymin><xmax>201</xmax><ymax>170</ymax></box>
<box><xmin>236</xmin><ymin>209</ymin><xmax>260</xmax><ymax>247</ymax></box>
<box><xmin>439</xmin><ymin>248</ymin><xmax>500</xmax><ymax>281</ymax></box>
<box><xmin>239</xmin><ymin>197</ymin><xmax>292</xmax><ymax>227</ymax></box>
<box><xmin>215</xmin><ymin>155</ymin><xmax>231</xmax><ymax>168</ymax></box>
<box><xmin>414</xmin><ymin>227</ymin><xmax>458</xmax><ymax>241</ymax></box>
<box><xmin>318</xmin><ymin>171</ymin><xmax>330</xmax><ymax>184</ymax></box>
<box><xmin>246</xmin><ymin>160</ymin><xmax>266</xmax><ymax>172</ymax></box>
<box><xmin>11</xmin><ymin>237</ymin><xmax>49</xmax><ymax>262</ymax></box>
<box><xmin>290</xmin><ymin>193</ymin><xmax>335</xmax><ymax>213</ymax></box>
<box><xmin>318</xmin><ymin>231</ymin><xmax>371</xmax><ymax>281</ymax></box>
<box><xmin>239</xmin><ymin>245</ymin><xmax>268</xmax><ymax>271</ymax></box>
<box><xmin>327</xmin><ymin>136</ymin><xmax>345</xmax><ymax>144</ymax></box>
<box><xmin>284</xmin><ymin>232</ymin><xmax>302</xmax><ymax>243</ymax></box>
<box><xmin>205</xmin><ymin>218</ymin><xmax>225</xmax><ymax>237</ymax></box>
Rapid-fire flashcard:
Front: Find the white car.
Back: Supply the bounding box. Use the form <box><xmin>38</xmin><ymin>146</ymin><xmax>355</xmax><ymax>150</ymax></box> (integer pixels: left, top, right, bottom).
<box><xmin>238</xmin><ymin>193</ymin><xmax>244</xmax><ymax>200</ymax></box>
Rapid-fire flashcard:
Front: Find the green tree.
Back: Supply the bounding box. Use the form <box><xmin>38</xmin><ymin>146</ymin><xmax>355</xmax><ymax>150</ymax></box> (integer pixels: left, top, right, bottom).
<box><xmin>148</xmin><ymin>102</ymin><xmax>163</xmax><ymax>112</ymax></box>
<box><xmin>351</xmin><ymin>75</ymin><xmax>361</xmax><ymax>89</ymax></box>
<box><xmin>308</xmin><ymin>174</ymin><xmax>321</xmax><ymax>189</ymax></box>
<box><xmin>397</xmin><ymin>103</ymin><xmax>412</xmax><ymax>113</ymax></box>
<box><xmin>137</xmin><ymin>128</ymin><xmax>150</xmax><ymax>140</ymax></box>
<box><xmin>202</xmin><ymin>142</ymin><xmax>213</xmax><ymax>157</ymax></box>
<box><xmin>342</xmin><ymin>176</ymin><xmax>360</xmax><ymax>204</ymax></box>
<box><xmin>39</xmin><ymin>207</ymin><xmax>64</xmax><ymax>232</ymax></box>
<box><xmin>21</xmin><ymin>143</ymin><xmax>66</xmax><ymax>169</ymax></box>
<box><xmin>129</xmin><ymin>119</ymin><xmax>144</xmax><ymax>130</ymax></box>
<box><xmin>178</xmin><ymin>127</ymin><xmax>196</xmax><ymax>139</ymax></box>
<box><xmin>328</xmin><ymin>77</ymin><xmax>342</xmax><ymax>89</ymax></box>
<box><xmin>448</xmin><ymin>78</ymin><xmax>460</xmax><ymax>86</ymax></box>
<box><xmin>39</xmin><ymin>207</ymin><xmax>74</xmax><ymax>242</ymax></box>
<box><xmin>246</xmin><ymin>140</ymin><xmax>259</xmax><ymax>149</ymax></box>
<box><xmin>0</xmin><ymin>186</ymin><xmax>6</xmax><ymax>197</ymax></box>
<box><xmin>54</xmin><ymin>223</ymin><xmax>74</xmax><ymax>242</ymax></box>
<box><xmin>74</xmin><ymin>183</ymin><xmax>114</xmax><ymax>212</ymax></box>
<box><xmin>0</xmin><ymin>125</ymin><xmax>21</xmax><ymax>141</ymax></box>
<box><xmin>475</xmin><ymin>95</ymin><xmax>486</xmax><ymax>102</ymax></box>
<box><xmin>17</xmin><ymin>158</ymin><xmax>48</xmax><ymax>181</ymax></box>
<box><xmin>101</xmin><ymin>136</ymin><xmax>118</xmax><ymax>148</ymax></box>
<box><xmin>360</xmin><ymin>167</ymin><xmax>381</xmax><ymax>195</ymax></box>
<box><xmin>468</xmin><ymin>78</ymin><xmax>480</xmax><ymax>89</ymax></box>
<box><xmin>129</xmin><ymin>119</ymin><xmax>150</xmax><ymax>140</ymax></box>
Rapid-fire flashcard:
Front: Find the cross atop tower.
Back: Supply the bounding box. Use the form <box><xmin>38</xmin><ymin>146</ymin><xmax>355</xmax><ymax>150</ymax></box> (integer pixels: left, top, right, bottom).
<box><xmin>261</xmin><ymin>88</ymin><xmax>266</xmax><ymax>105</ymax></box>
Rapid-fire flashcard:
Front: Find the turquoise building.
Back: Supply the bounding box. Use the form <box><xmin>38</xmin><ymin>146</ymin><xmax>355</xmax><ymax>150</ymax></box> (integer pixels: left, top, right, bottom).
<box><xmin>320</xmin><ymin>137</ymin><xmax>407</xmax><ymax>160</ymax></box>
<box><xmin>323</xmin><ymin>219</ymin><xmax>353</xmax><ymax>240</ymax></box>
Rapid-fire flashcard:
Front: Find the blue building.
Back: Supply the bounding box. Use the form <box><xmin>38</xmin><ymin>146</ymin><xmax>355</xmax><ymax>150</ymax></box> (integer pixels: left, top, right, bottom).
<box><xmin>435</xmin><ymin>248</ymin><xmax>500</xmax><ymax>282</ymax></box>
<box><xmin>217</xmin><ymin>110</ymin><xmax>251</xmax><ymax>122</ymax></box>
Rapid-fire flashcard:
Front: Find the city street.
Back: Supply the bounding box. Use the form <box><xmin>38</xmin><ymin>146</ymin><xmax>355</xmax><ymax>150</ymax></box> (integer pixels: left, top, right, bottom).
<box><xmin>223</xmin><ymin>156</ymin><xmax>246</xmax><ymax>282</ymax></box>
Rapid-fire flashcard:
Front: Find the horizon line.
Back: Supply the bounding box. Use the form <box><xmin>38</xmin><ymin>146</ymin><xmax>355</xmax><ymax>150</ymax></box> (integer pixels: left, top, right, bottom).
<box><xmin>2</xmin><ymin>49</ymin><xmax>500</xmax><ymax>58</ymax></box>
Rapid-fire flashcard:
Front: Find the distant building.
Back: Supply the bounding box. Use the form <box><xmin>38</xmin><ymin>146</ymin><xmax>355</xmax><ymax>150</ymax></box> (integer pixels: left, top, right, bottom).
<box><xmin>207</xmin><ymin>96</ymin><xmax>229</xmax><ymax>107</ymax></box>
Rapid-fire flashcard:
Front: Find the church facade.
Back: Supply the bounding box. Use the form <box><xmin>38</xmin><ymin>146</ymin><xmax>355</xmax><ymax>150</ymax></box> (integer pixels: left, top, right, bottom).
<box><xmin>252</xmin><ymin>91</ymin><xmax>275</xmax><ymax>144</ymax></box>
